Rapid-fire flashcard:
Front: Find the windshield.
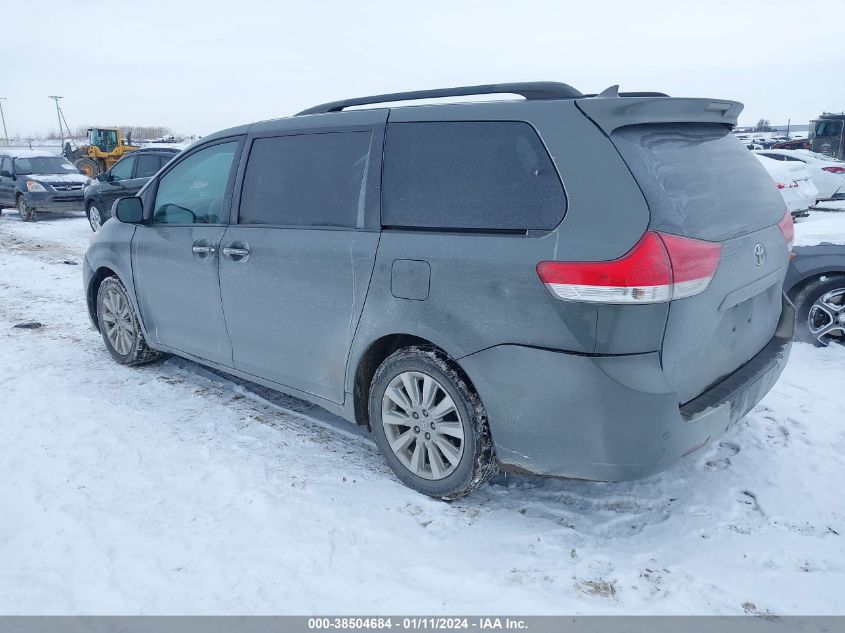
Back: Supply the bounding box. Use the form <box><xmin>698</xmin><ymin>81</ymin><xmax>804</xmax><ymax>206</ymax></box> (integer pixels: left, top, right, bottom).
<box><xmin>89</xmin><ymin>129</ymin><xmax>118</xmax><ymax>152</ymax></box>
<box><xmin>14</xmin><ymin>156</ymin><xmax>79</xmax><ymax>175</ymax></box>
<box><xmin>815</xmin><ymin>120</ymin><xmax>843</xmax><ymax>137</ymax></box>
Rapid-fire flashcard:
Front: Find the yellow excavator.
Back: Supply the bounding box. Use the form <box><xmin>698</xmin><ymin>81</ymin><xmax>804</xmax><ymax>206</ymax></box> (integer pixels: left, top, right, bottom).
<box><xmin>63</xmin><ymin>127</ymin><xmax>141</xmax><ymax>177</ymax></box>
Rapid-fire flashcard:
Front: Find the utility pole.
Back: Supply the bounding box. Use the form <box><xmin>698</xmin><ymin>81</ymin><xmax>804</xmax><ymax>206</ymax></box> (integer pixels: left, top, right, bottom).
<box><xmin>0</xmin><ymin>97</ymin><xmax>8</xmax><ymax>145</ymax></box>
<box><xmin>49</xmin><ymin>96</ymin><xmax>64</xmax><ymax>150</ymax></box>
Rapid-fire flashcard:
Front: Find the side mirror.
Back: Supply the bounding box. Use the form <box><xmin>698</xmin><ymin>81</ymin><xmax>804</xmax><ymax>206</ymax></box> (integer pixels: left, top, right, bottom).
<box><xmin>114</xmin><ymin>197</ymin><xmax>144</xmax><ymax>224</ymax></box>
<box><xmin>96</xmin><ymin>173</ymin><xmax>109</xmax><ymax>182</ymax></box>
<box><xmin>0</xmin><ymin>170</ymin><xmax>11</xmax><ymax>178</ymax></box>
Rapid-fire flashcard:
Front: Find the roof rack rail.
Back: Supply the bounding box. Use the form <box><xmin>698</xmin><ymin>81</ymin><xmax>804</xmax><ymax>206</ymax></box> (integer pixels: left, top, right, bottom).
<box><xmin>295</xmin><ymin>82</ymin><xmax>583</xmax><ymax>116</ymax></box>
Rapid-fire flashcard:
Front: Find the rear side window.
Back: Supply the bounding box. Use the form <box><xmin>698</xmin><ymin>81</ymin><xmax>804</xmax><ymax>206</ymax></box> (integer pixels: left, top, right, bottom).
<box><xmin>612</xmin><ymin>124</ymin><xmax>786</xmax><ymax>241</ymax></box>
<box><xmin>135</xmin><ymin>154</ymin><xmax>162</xmax><ymax>178</ymax></box>
<box><xmin>382</xmin><ymin>121</ymin><xmax>566</xmax><ymax>231</ymax></box>
<box><xmin>239</xmin><ymin>131</ymin><xmax>371</xmax><ymax>227</ymax></box>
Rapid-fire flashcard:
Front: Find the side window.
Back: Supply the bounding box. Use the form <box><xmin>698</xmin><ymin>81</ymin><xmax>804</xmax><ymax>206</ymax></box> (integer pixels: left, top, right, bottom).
<box><xmin>152</xmin><ymin>141</ymin><xmax>238</xmax><ymax>225</ymax></box>
<box><xmin>109</xmin><ymin>156</ymin><xmax>136</xmax><ymax>181</ymax></box>
<box><xmin>382</xmin><ymin>121</ymin><xmax>566</xmax><ymax>231</ymax></box>
<box><xmin>239</xmin><ymin>131</ymin><xmax>371</xmax><ymax>227</ymax></box>
<box><xmin>0</xmin><ymin>157</ymin><xmax>9</xmax><ymax>174</ymax></box>
<box><xmin>135</xmin><ymin>154</ymin><xmax>161</xmax><ymax>179</ymax></box>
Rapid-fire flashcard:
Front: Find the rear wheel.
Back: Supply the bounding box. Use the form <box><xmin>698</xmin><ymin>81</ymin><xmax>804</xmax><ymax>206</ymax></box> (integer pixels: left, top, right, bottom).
<box><xmin>96</xmin><ymin>276</ymin><xmax>161</xmax><ymax>365</ymax></box>
<box><xmin>87</xmin><ymin>203</ymin><xmax>103</xmax><ymax>232</ymax></box>
<box><xmin>794</xmin><ymin>275</ymin><xmax>845</xmax><ymax>346</ymax></box>
<box><xmin>17</xmin><ymin>196</ymin><xmax>35</xmax><ymax>222</ymax></box>
<box><xmin>75</xmin><ymin>157</ymin><xmax>101</xmax><ymax>178</ymax></box>
<box><xmin>369</xmin><ymin>347</ymin><xmax>497</xmax><ymax>499</ymax></box>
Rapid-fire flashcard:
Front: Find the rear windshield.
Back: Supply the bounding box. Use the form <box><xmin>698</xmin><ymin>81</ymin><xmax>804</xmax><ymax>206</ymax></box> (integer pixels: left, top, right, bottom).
<box><xmin>612</xmin><ymin>123</ymin><xmax>786</xmax><ymax>241</ymax></box>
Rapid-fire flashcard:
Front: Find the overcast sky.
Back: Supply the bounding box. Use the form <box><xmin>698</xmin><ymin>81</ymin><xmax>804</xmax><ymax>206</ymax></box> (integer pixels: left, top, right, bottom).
<box><xmin>2</xmin><ymin>0</ymin><xmax>843</xmax><ymax>137</ymax></box>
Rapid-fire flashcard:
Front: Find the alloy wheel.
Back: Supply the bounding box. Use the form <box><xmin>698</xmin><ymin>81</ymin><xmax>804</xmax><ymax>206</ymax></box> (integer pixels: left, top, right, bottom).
<box><xmin>381</xmin><ymin>371</ymin><xmax>465</xmax><ymax>480</ymax></box>
<box><xmin>101</xmin><ymin>288</ymin><xmax>136</xmax><ymax>355</ymax></box>
<box><xmin>808</xmin><ymin>287</ymin><xmax>845</xmax><ymax>345</ymax></box>
<box><xmin>88</xmin><ymin>205</ymin><xmax>102</xmax><ymax>231</ymax></box>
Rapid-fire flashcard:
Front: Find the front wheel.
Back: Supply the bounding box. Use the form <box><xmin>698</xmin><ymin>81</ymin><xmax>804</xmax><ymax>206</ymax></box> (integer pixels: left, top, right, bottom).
<box><xmin>793</xmin><ymin>275</ymin><xmax>845</xmax><ymax>346</ymax></box>
<box><xmin>369</xmin><ymin>347</ymin><xmax>497</xmax><ymax>499</ymax></box>
<box><xmin>75</xmin><ymin>157</ymin><xmax>101</xmax><ymax>178</ymax></box>
<box><xmin>96</xmin><ymin>276</ymin><xmax>161</xmax><ymax>365</ymax></box>
<box><xmin>17</xmin><ymin>196</ymin><xmax>35</xmax><ymax>222</ymax></box>
<box><xmin>87</xmin><ymin>203</ymin><xmax>103</xmax><ymax>232</ymax></box>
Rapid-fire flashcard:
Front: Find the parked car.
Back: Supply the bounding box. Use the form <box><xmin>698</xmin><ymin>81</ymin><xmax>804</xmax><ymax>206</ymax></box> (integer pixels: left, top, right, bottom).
<box><xmin>754</xmin><ymin>153</ymin><xmax>818</xmax><ymax>217</ymax></box>
<box><xmin>755</xmin><ymin>149</ymin><xmax>845</xmax><ymax>200</ymax></box>
<box><xmin>84</xmin><ymin>82</ymin><xmax>794</xmax><ymax>498</ymax></box>
<box><xmin>785</xmin><ymin>243</ymin><xmax>845</xmax><ymax>346</ymax></box>
<box><xmin>83</xmin><ymin>147</ymin><xmax>180</xmax><ymax>231</ymax></box>
<box><xmin>0</xmin><ymin>149</ymin><xmax>90</xmax><ymax>221</ymax></box>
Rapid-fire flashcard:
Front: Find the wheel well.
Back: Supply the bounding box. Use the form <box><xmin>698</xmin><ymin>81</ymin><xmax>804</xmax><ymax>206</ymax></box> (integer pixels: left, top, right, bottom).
<box><xmin>352</xmin><ymin>334</ymin><xmax>477</xmax><ymax>431</ymax></box>
<box><xmin>788</xmin><ymin>271</ymin><xmax>845</xmax><ymax>301</ymax></box>
<box><xmin>87</xmin><ymin>266</ymin><xmax>118</xmax><ymax>331</ymax></box>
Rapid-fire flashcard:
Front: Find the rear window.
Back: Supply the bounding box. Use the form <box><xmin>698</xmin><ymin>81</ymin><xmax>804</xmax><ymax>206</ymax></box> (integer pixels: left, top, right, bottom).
<box><xmin>135</xmin><ymin>154</ymin><xmax>163</xmax><ymax>178</ymax></box>
<box><xmin>382</xmin><ymin>121</ymin><xmax>566</xmax><ymax>232</ymax></box>
<box><xmin>612</xmin><ymin>124</ymin><xmax>786</xmax><ymax>241</ymax></box>
<box><xmin>239</xmin><ymin>132</ymin><xmax>371</xmax><ymax>228</ymax></box>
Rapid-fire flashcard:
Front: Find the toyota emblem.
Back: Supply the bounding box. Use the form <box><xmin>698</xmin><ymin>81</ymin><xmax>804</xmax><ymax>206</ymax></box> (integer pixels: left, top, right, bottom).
<box><xmin>753</xmin><ymin>243</ymin><xmax>766</xmax><ymax>266</ymax></box>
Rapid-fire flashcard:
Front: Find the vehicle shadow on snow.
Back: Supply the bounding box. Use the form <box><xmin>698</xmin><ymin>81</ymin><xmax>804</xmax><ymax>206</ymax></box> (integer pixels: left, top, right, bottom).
<box><xmin>161</xmin><ymin>354</ymin><xmax>712</xmax><ymax>540</ymax></box>
<box><xmin>1</xmin><ymin>208</ymin><xmax>85</xmax><ymax>222</ymax></box>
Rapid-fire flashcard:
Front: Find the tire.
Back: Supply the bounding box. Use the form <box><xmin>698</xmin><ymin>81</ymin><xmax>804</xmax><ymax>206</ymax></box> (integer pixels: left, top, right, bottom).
<box><xmin>793</xmin><ymin>275</ymin><xmax>845</xmax><ymax>346</ymax></box>
<box><xmin>96</xmin><ymin>276</ymin><xmax>161</xmax><ymax>365</ymax></box>
<box><xmin>369</xmin><ymin>346</ymin><xmax>497</xmax><ymax>499</ymax></box>
<box><xmin>75</xmin><ymin>157</ymin><xmax>101</xmax><ymax>178</ymax></box>
<box><xmin>17</xmin><ymin>196</ymin><xmax>35</xmax><ymax>222</ymax></box>
<box><xmin>87</xmin><ymin>202</ymin><xmax>103</xmax><ymax>232</ymax></box>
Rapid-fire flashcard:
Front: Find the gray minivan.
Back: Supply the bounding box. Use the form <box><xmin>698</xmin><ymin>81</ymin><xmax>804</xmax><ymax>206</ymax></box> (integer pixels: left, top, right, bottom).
<box><xmin>83</xmin><ymin>83</ymin><xmax>795</xmax><ymax>498</ymax></box>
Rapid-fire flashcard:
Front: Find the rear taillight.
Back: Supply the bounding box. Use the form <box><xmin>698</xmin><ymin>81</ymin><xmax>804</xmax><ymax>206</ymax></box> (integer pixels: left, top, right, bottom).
<box><xmin>659</xmin><ymin>232</ymin><xmax>723</xmax><ymax>299</ymax></box>
<box><xmin>537</xmin><ymin>231</ymin><xmax>721</xmax><ymax>304</ymax></box>
<box><xmin>778</xmin><ymin>209</ymin><xmax>795</xmax><ymax>251</ymax></box>
<box><xmin>822</xmin><ymin>166</ymin><xmax>845</xmax><ymax>174</ymax></box>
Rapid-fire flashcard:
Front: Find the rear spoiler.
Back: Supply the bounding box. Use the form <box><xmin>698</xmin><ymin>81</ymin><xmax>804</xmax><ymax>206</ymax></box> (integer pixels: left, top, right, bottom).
<box><xmin>575</xmin><ymin>97</ymin><xmax>744</xmax><ymax>135</ymax></box>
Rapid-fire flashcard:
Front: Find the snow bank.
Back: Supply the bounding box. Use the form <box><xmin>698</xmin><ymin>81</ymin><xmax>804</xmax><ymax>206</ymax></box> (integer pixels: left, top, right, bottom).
<box><xmin>794</xmin><ymin>211</ymin><xmax>845</xmax><ymax>246</ymax></box>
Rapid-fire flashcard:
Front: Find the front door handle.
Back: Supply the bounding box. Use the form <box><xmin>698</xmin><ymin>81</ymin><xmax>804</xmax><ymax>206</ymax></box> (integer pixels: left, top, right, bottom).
<box><xmin>191</xmin><ymin>240</ymin><xmax>216</xmax><ymax>259</ymax></box>
<box><xmin>222</xmin><ymin>243</ymin><xmax>250</xmax><ymax>261</ymax></box>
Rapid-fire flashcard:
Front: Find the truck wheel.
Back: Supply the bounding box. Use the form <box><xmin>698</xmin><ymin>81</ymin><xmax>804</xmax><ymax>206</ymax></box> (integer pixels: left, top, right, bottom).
<box><xmin>75</xmin><ymin>157</ymin><xmax>101</xmax><ymax>178</ymax></box>
<box><xmin>369</xmin><ymin>346</ymin><xmax>498</xmax><ymax>499</ymax></box>
<box><xmin>17</xmin><ymin>196</ymin><xmax>35</xmax><ymax>222</ymax></box>
<box><xmin>794</xmin><ymin>275</ymin><xmax>845</xmax><ymax>346</ymax></box>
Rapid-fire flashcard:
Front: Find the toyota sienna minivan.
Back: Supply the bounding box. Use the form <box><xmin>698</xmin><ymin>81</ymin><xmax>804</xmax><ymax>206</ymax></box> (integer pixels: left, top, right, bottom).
<box><xmin>83</xmin><ymin>82</ymin><xmax>795</xmax><ymax>498</ymax></box>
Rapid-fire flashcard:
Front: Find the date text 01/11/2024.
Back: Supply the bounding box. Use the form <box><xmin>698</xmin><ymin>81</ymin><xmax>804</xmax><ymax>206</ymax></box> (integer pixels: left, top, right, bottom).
<box><xmin>307</xmin><ymin>617</ymin><xmax>528</xmax><ymax>630</ymax></box>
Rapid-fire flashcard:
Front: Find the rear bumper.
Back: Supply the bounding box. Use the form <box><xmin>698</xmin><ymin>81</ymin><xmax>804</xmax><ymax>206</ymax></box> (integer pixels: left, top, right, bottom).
<box><xmin>459</xmin><ymin>298</ymin><xmax>794</xmax><ymax>481</ymax></box>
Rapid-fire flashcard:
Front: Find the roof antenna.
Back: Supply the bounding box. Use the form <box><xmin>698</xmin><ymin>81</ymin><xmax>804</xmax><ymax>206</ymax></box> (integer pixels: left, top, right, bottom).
<box><xmin>596</xmin><ymin>85</ymin><xmax>619</xmax><ymax>98</ymax></box>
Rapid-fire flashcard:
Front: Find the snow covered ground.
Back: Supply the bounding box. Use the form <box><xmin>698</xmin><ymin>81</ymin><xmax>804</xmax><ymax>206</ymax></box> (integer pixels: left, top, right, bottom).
<box><xmin>0</xmin><ymin>209</ymin><xmax>844</xmax><ymax>615</ymax></box>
